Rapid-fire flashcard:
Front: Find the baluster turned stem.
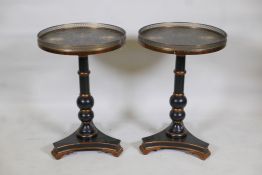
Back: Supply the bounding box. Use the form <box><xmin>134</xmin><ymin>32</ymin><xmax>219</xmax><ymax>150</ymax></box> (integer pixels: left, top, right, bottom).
<box><xmin>77</xmin><ymin>56</ymin><xmax>97</xmax><ymax>138</ymax></box>
<box><xmin>167</xmin><ymin>55</ymin><xmax>187</xmax><ymax>138</ymax></box>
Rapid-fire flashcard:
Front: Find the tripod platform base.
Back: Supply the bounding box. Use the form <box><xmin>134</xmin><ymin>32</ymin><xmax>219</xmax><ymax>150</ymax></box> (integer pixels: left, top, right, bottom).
<box><xmin>51</xmin><ymin>127</ymin><xmax>123</xmax><ymax>159</ymax></box>
<box><xmin>140</xmin><ymin>125</ymin><xmax>210</xmax><ymax>160</ymax></box>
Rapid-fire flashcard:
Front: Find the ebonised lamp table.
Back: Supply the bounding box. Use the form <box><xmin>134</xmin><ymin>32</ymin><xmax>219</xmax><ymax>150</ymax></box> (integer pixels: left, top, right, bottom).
<box><xmin>138</xmin><ymin>22</ymin><xmax>227</xmax><ymax>160</ymax></box>
<box><xmin>37</xmin><ymin>23</ymin><xmax>126</xmax><ymax>159</ymax></box>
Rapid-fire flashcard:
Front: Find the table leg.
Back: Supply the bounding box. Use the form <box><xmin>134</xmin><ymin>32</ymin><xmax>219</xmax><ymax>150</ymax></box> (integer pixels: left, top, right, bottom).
<box><xmin>51</xmin><ymin>56</ymin><xmax>123</xmax><ymax>159</ymax></box>
<box><xmin>140</xmin><ymin>55</ymin><xmax>210</xmax><ymax>160</ymax></box>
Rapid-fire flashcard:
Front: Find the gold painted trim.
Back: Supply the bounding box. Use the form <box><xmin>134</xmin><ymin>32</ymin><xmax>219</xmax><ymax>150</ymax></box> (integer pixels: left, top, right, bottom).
<box><xmin>174</xmin><ymin>93</ymin><xmax>184</xmax><ymax>96</ymax></box>
<box><xmin>78</xmin><ymin>71</ymin><xmax>90</xmax><ymax>77</ymax></box>
<box><xmin>55</xmin><ymin>141</ymin><xmax>121</xmax><ymax>149</ymax></box>
<box><xmin>140</xmin><ymin>145</ymin><xmax>210</xmax><ymax>160</ymax></box>
<box><xmin>172</xmin><ymin>108</ymin><xmax>184</xmax><ymax>112</ymax></box>
<box><xmin>80</xmin><ymin>94</ymin><xmax>91</xmax><ymax>97</ymax></box>
<box><xmin>80</xmin><ymin>109</ymin><xmax>92</xmax><ymax>113</ymax></box>
<box><xmin>52</xmin><ymin>145</ymin><xmax>123</xmax><ymax>159</ymax></box>
<box><xmin>174</xmin><ymin>70</ymin><xmax>186</xmax><ymax>75</ymax></box>
<box><xmin>77</xmin><ymin>131</ymin><xmax>97</xmax><ymax>138</ymax></box>
<box><xmin>141</xmin><ymin>140</ymin><xmax>207</xmax><ymax>150</ymax></box>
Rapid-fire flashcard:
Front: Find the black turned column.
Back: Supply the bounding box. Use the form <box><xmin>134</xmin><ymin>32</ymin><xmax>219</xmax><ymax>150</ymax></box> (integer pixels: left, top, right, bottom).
<box><xmin>167</xmin><ymin>55</ymin><xmax>187</xmax><ymax>138</ymax></box>
<box><xmin>77</xmin><ymin>56</ymin><xmax>97</xmax><ymax>138</ymax></box>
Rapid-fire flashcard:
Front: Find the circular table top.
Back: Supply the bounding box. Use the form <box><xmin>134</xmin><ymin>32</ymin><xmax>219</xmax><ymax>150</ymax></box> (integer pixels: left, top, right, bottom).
<box><xmin>138</xmin><ymin>22</ymin><xmax>227</xmax><ymax>55</ymax></box>
<box><xmin>38</xmin><ymin>23</ymin><xmax>126</xmax><ymax>56</ymax></box>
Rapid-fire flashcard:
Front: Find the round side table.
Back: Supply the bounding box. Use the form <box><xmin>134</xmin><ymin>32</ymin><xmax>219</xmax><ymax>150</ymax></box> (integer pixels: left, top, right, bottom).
<box><xmin>37</xmin><ymin>23</ymin><xmax>126</xmax><ymax>159</ymax></box>
<box><xmin>138</xmin><ymin>22</ymin><xmax>227</xmax><ymax>160</ymax></box>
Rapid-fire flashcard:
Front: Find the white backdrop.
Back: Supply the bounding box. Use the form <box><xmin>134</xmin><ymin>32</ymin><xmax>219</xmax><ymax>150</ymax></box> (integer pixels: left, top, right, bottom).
<box><xmin>0</xmin><ymin>0</ymin><xmax>262</xmax><ymax>175</ymax></box>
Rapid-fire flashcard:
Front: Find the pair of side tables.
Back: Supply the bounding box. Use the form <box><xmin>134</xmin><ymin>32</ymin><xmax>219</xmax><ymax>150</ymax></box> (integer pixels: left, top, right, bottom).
<box><xmin>37</xmin><ymin>22</ymin><xmax>227</xmax><ymax>160</ymax></box>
